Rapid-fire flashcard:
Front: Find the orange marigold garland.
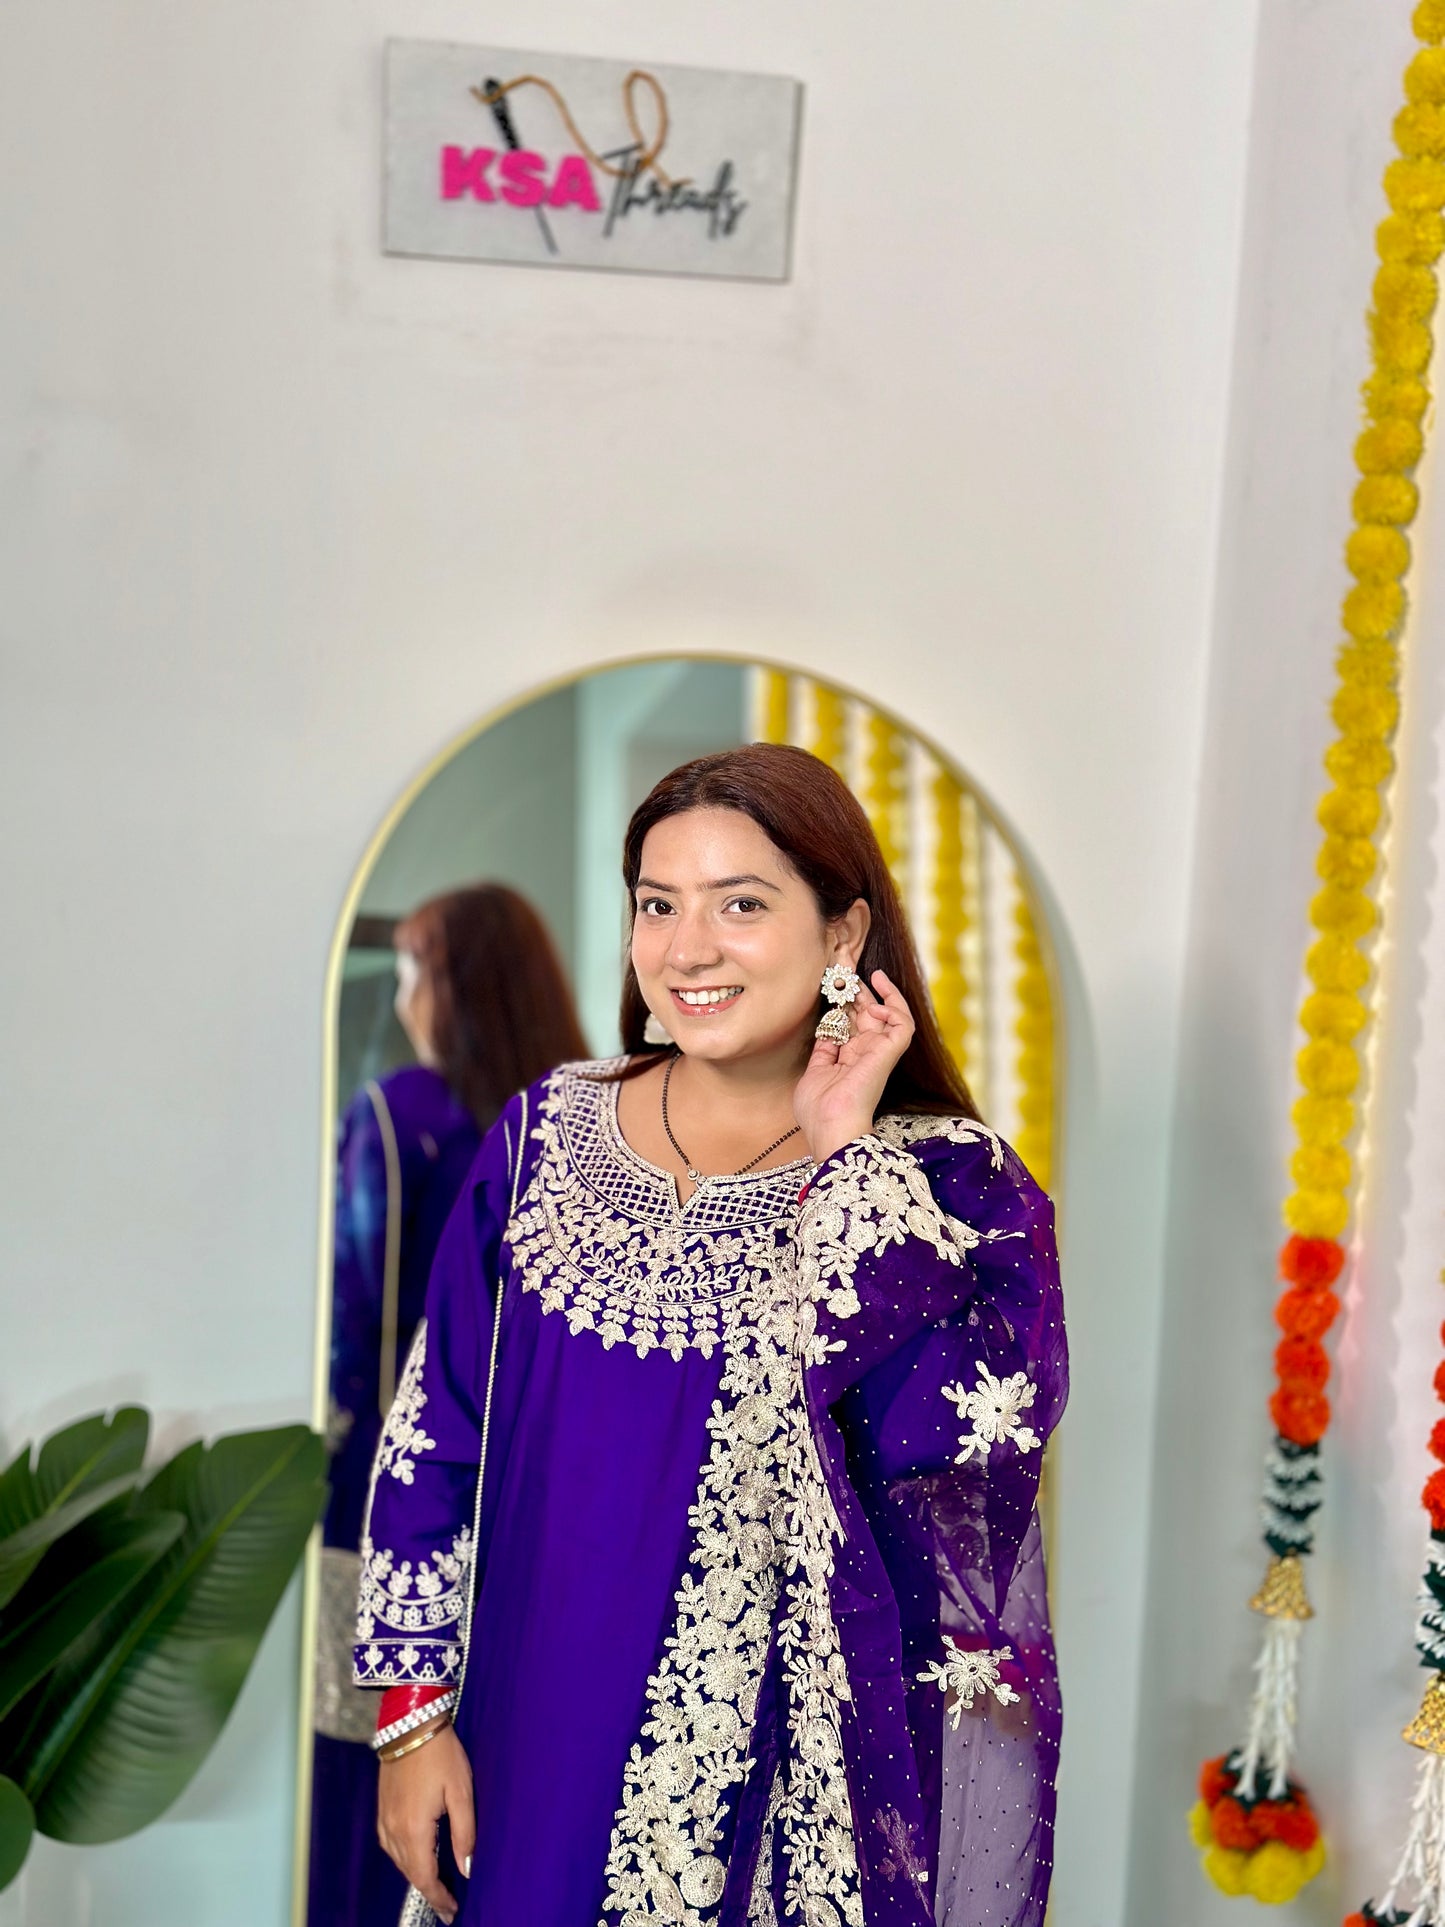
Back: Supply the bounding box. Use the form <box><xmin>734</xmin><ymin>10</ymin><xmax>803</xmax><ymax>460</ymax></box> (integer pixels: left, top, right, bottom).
<box><xmin>1192</xmin><ymin>2</ymin><xmax>1444</xmax><ymax>1905</ymax></box>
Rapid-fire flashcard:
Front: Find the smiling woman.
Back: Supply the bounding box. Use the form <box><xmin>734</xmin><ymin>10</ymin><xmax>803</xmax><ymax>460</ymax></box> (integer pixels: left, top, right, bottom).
<box><xmin>301</xmin><ymin>656</ymin><xmax>1069</xmax><ymax>1927</ymax></box>
<box><xmin>613</xmin><ymin>743</ymin><xmax>980</xmax><ymax>1129</ymax></box>
<box><xmin>346</xmin><ymin>731</ymin><xmax>1067</xmax><ymax>1927</ymax></box>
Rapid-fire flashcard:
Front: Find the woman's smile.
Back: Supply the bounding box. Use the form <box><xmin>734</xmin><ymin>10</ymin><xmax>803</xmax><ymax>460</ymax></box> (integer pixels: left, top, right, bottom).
<box><xmin>669</xmin><ymin>984</ymin><xmax>744</xmax><ymax>1014</ymax></box>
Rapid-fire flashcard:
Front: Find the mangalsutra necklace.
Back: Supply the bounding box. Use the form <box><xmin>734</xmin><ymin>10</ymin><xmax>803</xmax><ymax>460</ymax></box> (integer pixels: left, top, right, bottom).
<box><xmin>660</xmin><ymin>1051</ymin><xmax>801</xmax><ymax>1187</ymax></box>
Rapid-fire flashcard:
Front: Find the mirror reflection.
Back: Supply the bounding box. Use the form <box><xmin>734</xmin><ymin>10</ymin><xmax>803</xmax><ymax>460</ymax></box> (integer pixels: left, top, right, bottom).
<box><xmin>304</xmin><ymin>656</ymin><xmax>1062</xmax><ymax>1927</ymax></box>
<box><xmin>312</xmin><ymin>886</ymin><xmax>589</xmax><ymax>1923</ymax></box>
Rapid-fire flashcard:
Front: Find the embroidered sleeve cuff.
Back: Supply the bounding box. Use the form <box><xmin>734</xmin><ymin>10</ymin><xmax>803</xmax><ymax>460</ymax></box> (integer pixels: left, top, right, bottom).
<box><xmin>353</xmin><ymin>1524</ymin><xmax>473</xmax><ymax>1687</ymax></box>
<box><xmin>353</xmin><ymin>1639</ymin><xmax>461</xmax><ymax>1688</ymax></box>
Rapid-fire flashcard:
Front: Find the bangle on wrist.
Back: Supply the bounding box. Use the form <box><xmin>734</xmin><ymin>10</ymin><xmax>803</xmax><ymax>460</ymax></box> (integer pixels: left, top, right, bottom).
<box><xmin>377</xmin><ymin>1682</ymin><xmax>449</xmax><ymax>1729</ymax></box>
<box><xmin>372</xmin><ymin>1689</ymin><xmax>457</xmax><ymax>1752</ymax></box>
<box><xmin>378</xmin><ymin>1717</ymin><xmax>451</xmax><ymax>1765</ymax></box>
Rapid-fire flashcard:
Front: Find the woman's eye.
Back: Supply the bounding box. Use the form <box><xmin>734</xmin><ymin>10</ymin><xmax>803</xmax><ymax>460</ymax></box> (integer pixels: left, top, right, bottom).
<box><xmin>725</xmin><ymin>898</ymin><xmax>765</xmax><ymax>914</ymax></box>
<box><xmin>638</xmin><ymin>897</ymin><xmax>674</xmax><ymax>917</ymax></box>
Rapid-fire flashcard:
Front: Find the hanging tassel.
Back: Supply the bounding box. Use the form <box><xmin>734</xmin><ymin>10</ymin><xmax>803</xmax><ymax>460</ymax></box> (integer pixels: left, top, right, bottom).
<box><xmin>1239</xmin><ymin>1618</ymin><xmax>1305</xmax><ymax>1802</ymax></box>
<box><xmin>1239</xmin><ymin>1555</ymin><xmax>1314</xmax><ymax>1799</ymax></box>
<box><xmin>1190</xmin><ymin>1557</ymin><xmax>1325</xmax><ymax>1904</ymax></box>
<box><xmin>1368</xmin><ymin>1751</ymin><xmax>1445</xmax><ymax>1926</ymax></box>
<box><xmin>1349</xmin><ymin>1678</ymin><xmax>1445</xmax><ymax>1927</ymax></box>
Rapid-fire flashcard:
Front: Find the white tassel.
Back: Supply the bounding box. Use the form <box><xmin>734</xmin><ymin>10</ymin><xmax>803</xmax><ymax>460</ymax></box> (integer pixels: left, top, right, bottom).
<box><xmin>1377</xmin><ymin>1752</ymin><xmax>1445</xmax><ymax>1924</ymax></box>
<box><xmin>1238</xmin><ymin>1618</ymin><xmax>1303</xmax><ymax>1801</ymax></box>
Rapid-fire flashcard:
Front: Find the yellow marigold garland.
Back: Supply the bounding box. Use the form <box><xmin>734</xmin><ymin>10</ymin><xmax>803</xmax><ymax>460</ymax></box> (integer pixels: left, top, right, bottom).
<box><xmin>809</xmin><ymin>681</ymin><xmax>849</xmax><ymax>777</ymax></box>
<box><xmin>929</xmin><ymin>767</ymin><xmax>970</xmax><ymax>1085</ymax></box>
<box><xmin>863</xmin><ymin>710</ymin><xmax>908</xmax><ymax>882</ymax></box>
<box><xmin>757</xmin><ymin>667</ymin><xmax>791</xmax><ymax>745</ymax></box>
<box><xmin>1195</xmin><ymin>3</ymin><xmax>1443</xmax><ymax>1906</ymax></box>
<box><xmin>1012</xmin><ymin>891</ymin><xmax>1053</xmax><ymax>1193</ymax></box>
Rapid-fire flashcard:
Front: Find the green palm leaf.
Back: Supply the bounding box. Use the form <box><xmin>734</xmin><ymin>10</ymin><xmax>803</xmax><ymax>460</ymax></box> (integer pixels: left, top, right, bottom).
<box><xmin>21</xmin><ymin>1425</ymin><xmax>325</xmax><ymax>1843</ymax></box>
<box><xmin>0</xmin><ymin>1776</ymin><xmax>33</xmax><ymax>1890</ymax></box>
<box><xmin>0</xmin><ymin>1410</ymin><xmax>148</xmax><ymax>1608</ymax></box>
<box><xmin>0</xmin><ymin>1504</ymin><xmax>185</xmax><ymax>1724</ymax></box>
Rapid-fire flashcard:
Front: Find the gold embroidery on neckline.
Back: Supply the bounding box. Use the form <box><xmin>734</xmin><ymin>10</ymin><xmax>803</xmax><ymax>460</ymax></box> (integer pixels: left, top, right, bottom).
<box><xmin>505</xmin><ymin>1064</ymin><xmax>809</xmax><ymax>1362</ymax></box>
<box><xmin>504</xmin><ymin>1062</ymin><xmax>996</xmax><ymax>1369</ymax></box>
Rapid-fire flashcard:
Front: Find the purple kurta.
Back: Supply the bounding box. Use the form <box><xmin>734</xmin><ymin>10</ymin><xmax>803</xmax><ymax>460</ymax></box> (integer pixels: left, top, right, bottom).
<box><xmin>355</xmin><ymin>1060</ymin><xmax>1067</xmax><ymax>1927</ymax></box>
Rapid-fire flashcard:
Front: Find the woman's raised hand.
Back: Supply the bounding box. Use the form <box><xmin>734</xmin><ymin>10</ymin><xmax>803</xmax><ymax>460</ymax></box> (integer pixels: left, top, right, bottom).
<box><xmin>377</xmin><ymin>1723</ymin><xmax>476</xmax><ymax>1925</ymax></box>
<box><xmin>794</xmin><ymin>968</ymin><xmax>915</xmax><ymax>1166</ymax></box>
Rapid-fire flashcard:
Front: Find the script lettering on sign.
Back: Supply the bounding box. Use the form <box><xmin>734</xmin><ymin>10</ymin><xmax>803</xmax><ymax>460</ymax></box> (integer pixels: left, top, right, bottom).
<box><xmin>385</xmin><ymin>43</ymin><xmax>801</xmax><ymax>282</ymax></box>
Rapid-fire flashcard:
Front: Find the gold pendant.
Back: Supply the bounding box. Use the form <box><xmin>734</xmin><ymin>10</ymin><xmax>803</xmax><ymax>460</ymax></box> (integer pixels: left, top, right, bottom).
<box><xmin>1249</xmin><ymin>1553</ymin><xmax>1314</xmax><ymax>1622</ymax></box>
<box><xmin>1404</xmin><ymin>1673</ymin><xmax>1445</xmax><ymax>1754</ymax></box>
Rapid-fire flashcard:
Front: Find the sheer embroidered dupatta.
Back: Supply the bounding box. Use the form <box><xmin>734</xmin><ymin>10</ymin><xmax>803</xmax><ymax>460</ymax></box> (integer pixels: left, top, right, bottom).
<box><xmin>801</xmin><ymin>1123</ymin><xmax>1067</xmax><ymax>1927</ymax></box>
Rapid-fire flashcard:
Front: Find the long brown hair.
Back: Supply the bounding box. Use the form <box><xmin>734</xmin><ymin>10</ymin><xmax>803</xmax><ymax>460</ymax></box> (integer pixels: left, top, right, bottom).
<box><xmin>392</xmin><ymin>883</ymin><xmax>588</xmax><ymax>1130</ymax></box>
<box><xmin>613</xmin><ymin>743</ymin><xmax>981</xmax><ymax>1120</ymax></box>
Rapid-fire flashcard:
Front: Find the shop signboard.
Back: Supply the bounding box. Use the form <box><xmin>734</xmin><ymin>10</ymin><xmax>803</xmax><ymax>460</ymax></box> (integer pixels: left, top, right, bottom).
<box><xmin>384</xmin><ymin>41</ymin><xmax>802</xmax><ymax>282</ymax></box>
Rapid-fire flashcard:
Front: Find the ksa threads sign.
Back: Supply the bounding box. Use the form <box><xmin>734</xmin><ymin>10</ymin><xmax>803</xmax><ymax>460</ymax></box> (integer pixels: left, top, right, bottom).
<box><xmin>384</xmin><ymin>42</ymin><xmax>802</xmax><ymax>282</ymax></box>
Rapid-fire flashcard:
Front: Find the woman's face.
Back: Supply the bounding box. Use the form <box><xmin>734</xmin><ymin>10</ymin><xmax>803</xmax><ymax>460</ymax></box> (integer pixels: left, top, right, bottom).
<box><xmin>631</xmin><ymin>808</ymin><xmax>868</xmax><ymax>1066</ymax></box>
<box><xmin>393</xmin><ymin>949</ymin><xmax>438</xmax><ymax>1065</ymax></box>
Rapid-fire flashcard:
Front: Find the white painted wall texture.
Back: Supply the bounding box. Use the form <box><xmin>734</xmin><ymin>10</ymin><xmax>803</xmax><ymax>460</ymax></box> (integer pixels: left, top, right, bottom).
<box><xmin>21</xmin><ymin>1</ymin><xmax>1438</xmax><ymax>1923</ymax></box>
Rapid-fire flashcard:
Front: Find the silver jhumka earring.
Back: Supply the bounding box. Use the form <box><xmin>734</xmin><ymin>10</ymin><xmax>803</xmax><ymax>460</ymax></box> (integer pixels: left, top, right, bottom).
<box><xmin>815</xmin><ymin>962</ymin><xmax>862</xmax><ymax>1043</ymax></box>
<box><xmin>643</xmin><ymin>1011</ymin><xmax>672</xmax><ymax>1047</ymax></box>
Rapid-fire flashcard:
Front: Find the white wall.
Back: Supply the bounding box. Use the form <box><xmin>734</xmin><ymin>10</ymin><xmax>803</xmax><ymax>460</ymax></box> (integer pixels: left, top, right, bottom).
<box><xmin>360</xmin><ymin>682</ymin><xmax>579</xmax><ymax>967</ymax></box>
<box><xmin>0</xmin><ymin>2</ymin><xmax>1262</xmax><ymax>1922</ymax></box>
<box><xmin>1128</xmin><ymin>4</ymin><xmax>1436</xmax><ymax>1922</ymax></box>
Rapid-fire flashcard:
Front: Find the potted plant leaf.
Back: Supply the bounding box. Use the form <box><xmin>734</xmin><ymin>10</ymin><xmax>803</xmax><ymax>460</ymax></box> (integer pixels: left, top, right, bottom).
<box><xmin>0</xmin><ymin>1405</ymin><xmax>326</xmax><ymax>1889</ymax></box>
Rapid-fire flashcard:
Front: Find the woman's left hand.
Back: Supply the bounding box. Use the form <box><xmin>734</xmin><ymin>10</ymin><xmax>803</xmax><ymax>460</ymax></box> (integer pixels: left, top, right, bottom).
<box><xmin>794</xmin><ymin>969</ymin><xmax>915</xmax><ymax>1166</ymax></box>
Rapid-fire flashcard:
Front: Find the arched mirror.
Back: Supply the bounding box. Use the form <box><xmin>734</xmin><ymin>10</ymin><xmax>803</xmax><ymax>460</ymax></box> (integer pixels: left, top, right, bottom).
<box><xmin>295</xmin><ymin>653</ymin><xmax>1065</xmax><ymax>1927</ymax></box>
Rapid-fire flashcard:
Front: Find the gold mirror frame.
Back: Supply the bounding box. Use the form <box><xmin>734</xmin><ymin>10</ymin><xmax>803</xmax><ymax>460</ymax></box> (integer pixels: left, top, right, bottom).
<box><xmin>291</xmin><ymin>650</ymin><xmax>1069</xmax><ymax>1925</ymax></box>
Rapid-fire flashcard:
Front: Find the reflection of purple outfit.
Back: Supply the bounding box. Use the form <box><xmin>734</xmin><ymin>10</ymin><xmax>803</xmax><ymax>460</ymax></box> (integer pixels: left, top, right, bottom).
<box><xmin>326</xmin><ymin>1066</ymin><xmax>483</xmax><ymax>1549</ymax></box>
<box><xmin>312</xmin><ymin>1066</ymin><xmax>481</xmax><ymax>1927</ymax></box>
<box><xmin>355</xmin><ymin>1060</ymin><xmax>1067</xmax><ymax>1926</ymax></box>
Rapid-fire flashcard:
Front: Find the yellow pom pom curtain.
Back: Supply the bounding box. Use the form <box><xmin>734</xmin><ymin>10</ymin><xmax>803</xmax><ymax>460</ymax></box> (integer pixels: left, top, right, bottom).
<box><xmin>751</xmin><ymin>667</ymin><xmax>1057</xmax><ymax>1188</ymax></box>
<box><xmin>1192</xmin><ymin>3</ymin><xmax>1444</xmax><ymax>1912</ymax></box>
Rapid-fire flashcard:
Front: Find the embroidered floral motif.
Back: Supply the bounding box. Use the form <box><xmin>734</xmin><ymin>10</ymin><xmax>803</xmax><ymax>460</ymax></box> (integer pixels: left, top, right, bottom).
<box><xmin>746</xmin><ymin>1769</ymin><xmax>783</xmax><ymax>1925</ymax></box>
<box><xmin>942</xmin><ymin>1363</ymin><xmax>1042</xmax><ymax>1465</ymax></box>
<box><xmin>873</xmin><ymin>1807</ymin><xmax>929</xmax><ymax>1888</ymax></box>
<box><xmin>375</xmin><ymin>1323</ymin><xmax>437</xmax><ymax>1484</ymax></box>
<box><xmin>766</xmin><ymin>1383</ymin><xmax>860</xmax><ymax>1927</ymax></box>
<box><xmin>353</xmin><ymin>1638</ymin><xmax>457</xmax><ymax>1688</ymax></box>
<box><xmin>916</xmin><ymin>1638</ymin><xmax>1021</xmax><ymax>1728</ymax></box>
<box><xmin>792</xmin><ymin>1138</ymin><xmax>977</xmax><ymax>1352</ymax></box>
<box><xmin>876</xmin><ymin>1110</ymin><xmax>1006</xmax><ymax>1169</ymax></box>
<box><xmin>597</xmin><ymin>1282</ymin><xmax>862</xmax><ymax>1926</ymax></box>
<box><xmin>353</xmin><ymin>1525</ymin><xmax>473</xmax><ymax>1686</ymax></box>
<box><xmin>507</xmin><ymin>1065</ymin><xmax>806</xmax><ymax>1363</ymax></box>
